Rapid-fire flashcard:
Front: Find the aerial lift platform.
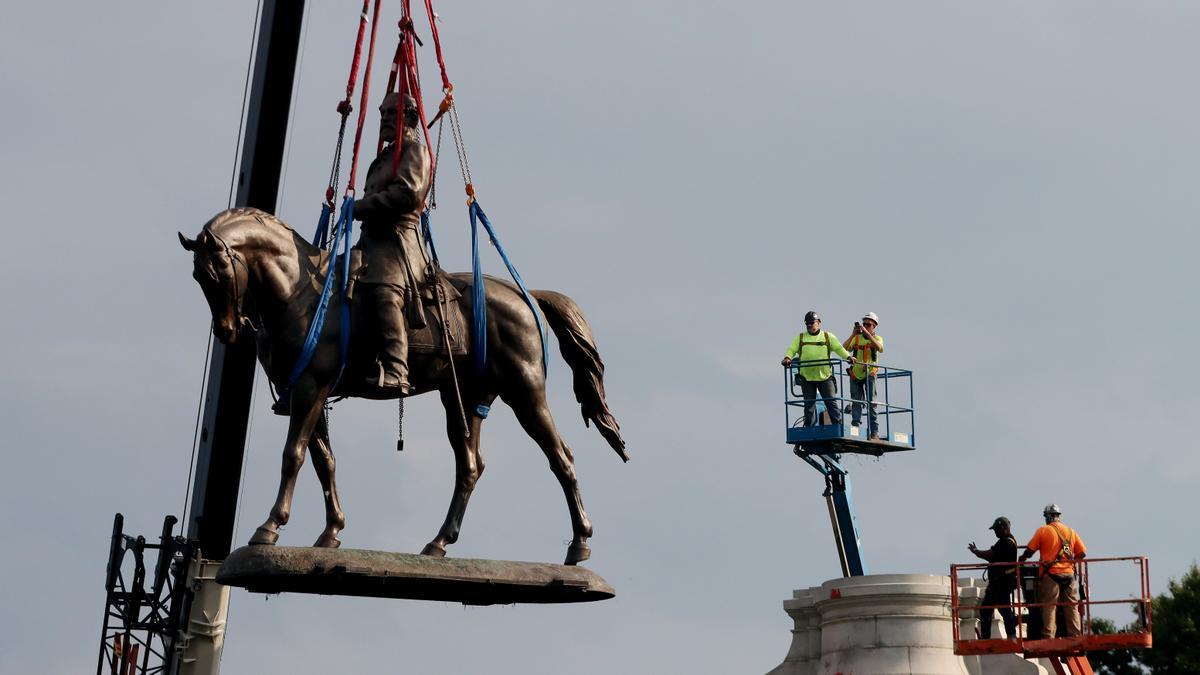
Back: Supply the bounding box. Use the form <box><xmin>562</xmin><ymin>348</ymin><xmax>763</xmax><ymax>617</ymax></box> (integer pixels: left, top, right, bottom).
<box><xmin>783</xmin><ymin>359</ymin><xmax>915</xmax><ymax>576</ymax></box>
<box><xmin>951</xmin><ymin>556</ymin><xmax>1153</xmax><ymax>674</ymax></box>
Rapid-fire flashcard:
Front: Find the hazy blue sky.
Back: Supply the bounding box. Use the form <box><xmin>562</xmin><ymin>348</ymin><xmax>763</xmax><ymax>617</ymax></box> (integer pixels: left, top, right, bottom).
<box><xmin>2</xmin><ymin>2</ymin><xmax>1196</xmax><ymax>673</ymax></box>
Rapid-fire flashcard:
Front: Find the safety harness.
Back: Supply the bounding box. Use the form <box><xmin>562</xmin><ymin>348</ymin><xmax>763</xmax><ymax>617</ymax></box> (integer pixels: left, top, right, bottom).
<box><xmin>1045</xmin><ymin>522</ymin><xmax>1077</xmax><ymax>580</ymax></box>
<box><xmin>848</xmin><ymin>333</ymin><xmax>880</xmax><ymax>380</ymax></box>
<box><xmin>799</xmin><ymin>331</ymin><xmax>834</xmax><ymax>360</ymax></box>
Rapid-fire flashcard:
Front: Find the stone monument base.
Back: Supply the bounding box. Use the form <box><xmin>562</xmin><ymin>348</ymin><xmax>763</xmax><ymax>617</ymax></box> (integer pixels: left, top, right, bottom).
<box><xmin>768</xmin><ymin>574</ymin><xmax>1050</xmax><ymax>675</ymax></box>
<box><xmin>217</xmin><ymin>545</ymin><xmax>615</xmax><ymax>606</ymax></box>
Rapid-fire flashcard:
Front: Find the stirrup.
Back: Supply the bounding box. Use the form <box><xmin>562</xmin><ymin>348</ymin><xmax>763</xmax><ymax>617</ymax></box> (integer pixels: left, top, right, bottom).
<box><xmin>365</xmin><ymin>362</ymin><xmax>411</xmax><ymax>395</ymax></box>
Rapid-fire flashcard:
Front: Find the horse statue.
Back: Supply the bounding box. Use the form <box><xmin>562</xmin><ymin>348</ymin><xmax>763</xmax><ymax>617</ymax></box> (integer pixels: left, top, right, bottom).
<box><xmin>179</xmin><ymin>207</ymin><xmax>627</xmax><ymax>565</ymax></box>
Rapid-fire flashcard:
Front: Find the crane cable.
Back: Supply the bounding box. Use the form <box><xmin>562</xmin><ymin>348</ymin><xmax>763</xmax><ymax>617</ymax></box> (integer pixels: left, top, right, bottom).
<box><xmin>183</xmin><ymin>0</ymin><xmax>263</xmax><ymax>528</ymax></box>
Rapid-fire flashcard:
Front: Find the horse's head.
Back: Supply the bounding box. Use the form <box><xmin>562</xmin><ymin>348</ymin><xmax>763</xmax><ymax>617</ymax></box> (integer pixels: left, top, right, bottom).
<box><xmin>179</xmin><ymin>227</ymin><xmax>253</xmax><ymax>344</ymax></box>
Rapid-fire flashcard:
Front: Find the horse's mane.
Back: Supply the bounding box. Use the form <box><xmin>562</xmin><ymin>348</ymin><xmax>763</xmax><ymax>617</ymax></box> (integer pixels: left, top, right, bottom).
<box><xmin>201</xmin><ymin>207</ymin><xmax>328</xmax><ymax>263</ymax></box>
<box><xmin>204</xmin><ymin>207</ymin><xmax>299</xmax><ymax>238</ymax></box>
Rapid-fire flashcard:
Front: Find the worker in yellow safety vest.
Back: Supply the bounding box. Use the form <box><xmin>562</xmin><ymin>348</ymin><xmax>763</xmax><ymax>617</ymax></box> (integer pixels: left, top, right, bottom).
<box><xmin>781</xmin><ymin>311</ymin><xmax>855</xmax><ymax>428</ymax></box>
<box><xmin>842</xmin><ymin>312</ymin><xmax>884</xmax><ymax>440</ymax></box>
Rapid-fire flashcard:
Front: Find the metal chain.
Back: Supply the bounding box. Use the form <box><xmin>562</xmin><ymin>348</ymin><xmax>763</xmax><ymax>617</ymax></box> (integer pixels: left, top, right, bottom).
<box><xmin>396</xmin><ymin>397</ymin><xmax>405</xmax><ymax>452</ymax></box>
<box><xmin>429</xmin><ymin>117</ymin><xmax>445</xmax><ymax>210</ymax></box>
<box><xmin>328</xmin><ymin>119</ymin><xmax>347</xmax><ymax>195</ymax></box>
<box><xmin>449</xmin><ymin>104</ymin><xmax>473</xmax><ymax>189</ymax></box>
<box><xmin>314</xmin><ymin>115</ymin><xmax>351</xmax><ymax>249</ymax></box>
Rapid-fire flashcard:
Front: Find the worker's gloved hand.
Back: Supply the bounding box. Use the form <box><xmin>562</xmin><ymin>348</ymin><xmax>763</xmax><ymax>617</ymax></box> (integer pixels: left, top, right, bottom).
<box><xmin>847</xmin><ymin>356</ymin><xmax>857</xmax><ymax>364</ymax></box>
<box><xmin>781</xmin><ymin>357</ymin><xmax>792</xmax><ymax>366</ymax></box>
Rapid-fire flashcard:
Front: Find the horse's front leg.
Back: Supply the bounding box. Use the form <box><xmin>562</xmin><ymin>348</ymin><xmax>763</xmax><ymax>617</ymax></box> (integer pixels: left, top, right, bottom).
<box><xmin>421</xmin><ymin>390</ymin><xmax>493</xmax><ymax>557</ymax></box>
<box><xmin>309</xmin><ymin>410</ymin><xmax>345</xmax><ymax>548</ymax></box>
<box><xmin>249</xmin><ymin>382</ymin><xmax>327</xmax><ymax>545</ymax></box>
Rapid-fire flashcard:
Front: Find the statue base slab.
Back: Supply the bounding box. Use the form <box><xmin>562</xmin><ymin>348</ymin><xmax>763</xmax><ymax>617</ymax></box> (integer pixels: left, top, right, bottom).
<box><xmin>217</xmin><ymin>545</ymin><xmax>615</xmax><ymax>605</ymax></box>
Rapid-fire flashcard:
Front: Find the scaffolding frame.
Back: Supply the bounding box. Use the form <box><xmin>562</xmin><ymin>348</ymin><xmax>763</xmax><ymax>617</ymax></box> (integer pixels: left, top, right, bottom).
<box><xmin>96</xmin><ymin>514</ymin><xmax>197</xmax><ymax>675</ymax></box>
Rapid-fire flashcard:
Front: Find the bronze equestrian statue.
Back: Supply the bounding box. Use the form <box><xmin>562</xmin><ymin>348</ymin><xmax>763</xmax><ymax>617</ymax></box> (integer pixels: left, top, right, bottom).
<box><xmin>178</xmin><ymin>101</ymin><xmax>626</xmax><ymax>566</ymax></box>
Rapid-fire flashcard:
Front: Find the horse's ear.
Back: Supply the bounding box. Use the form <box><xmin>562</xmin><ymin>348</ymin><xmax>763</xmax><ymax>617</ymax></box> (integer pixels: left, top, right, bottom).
<box><xmin>178</xmin><ymin>231</ymin><xmax>197</xmax><ymax>251</ymax></box>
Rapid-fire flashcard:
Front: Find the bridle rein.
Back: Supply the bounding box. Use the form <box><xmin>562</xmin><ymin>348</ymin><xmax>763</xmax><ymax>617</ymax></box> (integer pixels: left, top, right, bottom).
<box><xmin>205</xmin><ymin>227</ymin><xmax>257</xmax><ymax>335</ymax></box>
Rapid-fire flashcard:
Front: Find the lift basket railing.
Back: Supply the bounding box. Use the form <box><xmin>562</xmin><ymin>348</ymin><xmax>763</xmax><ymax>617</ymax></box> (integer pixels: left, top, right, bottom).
<box><xmin>783</xmin><ymin>359</ymin><xmax>915</xmax><ymax>447</ymax></box>
<box><xmin>950</xmin><ymin>555</ymin><xmax>1153</xmax><ymax>657</ymax></box>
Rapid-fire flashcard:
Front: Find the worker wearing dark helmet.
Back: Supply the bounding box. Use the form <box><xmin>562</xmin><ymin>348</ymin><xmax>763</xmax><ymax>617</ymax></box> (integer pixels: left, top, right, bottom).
<box><xmin>781</xmin><ymin>311</ymin><xmax>855</xmax><ymax>428</ymax></box>
<box><xmin>1019</xmin><ymin>503</ymin><xmax>1087</xmax><ymax>638</ymax></box>
<box><xmin>968</xmin><ymin>516</ymin><xmax>1019</xmax><ymax>639</ymax></box>
<box><xmin>352</xmin><ymin>92</ymin><xmax>433</xmax><ymax>395</ymax></box>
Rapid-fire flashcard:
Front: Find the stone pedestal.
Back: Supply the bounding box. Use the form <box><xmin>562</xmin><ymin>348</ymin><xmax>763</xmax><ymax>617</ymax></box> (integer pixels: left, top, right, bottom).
<box><xmin>767</xmin><ymin>588</ymin><xmax>820</xmax><ymax>675</ymax></box>
<box><xmin>817</xmin><ymin>574</ymin><xmax>968</xmax><ymax>674</ymax></box>
<box><xmin>957</xmin><ymin>577</ymin><xmax>1051</xmax><ymax>675</ymax></box>
<box><xmin>769</xmin><ymin>574</ymin><xmax>1049</xmax><ymax>675</ymax></box>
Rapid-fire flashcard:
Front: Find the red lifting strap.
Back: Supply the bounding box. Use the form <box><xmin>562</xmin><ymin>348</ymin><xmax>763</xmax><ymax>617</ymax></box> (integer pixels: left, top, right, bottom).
<box><xmin>385</xmin><ymin>0</ymin><xmax>437</xmax><ymax>172</ymax></box>
<box><xmin>423</xmin><ymin>0</ymin><xmax>452</xmax><ymax>93</ymax></box>
<box><xmin>338</xmin><ymin>0</ymin><xmax>371</xmax><ymax>114</ymax></box>
<box><xmin>346</xmin><ymin>0</ymin><xmax>383</xmax><ymax>192</ymax></box>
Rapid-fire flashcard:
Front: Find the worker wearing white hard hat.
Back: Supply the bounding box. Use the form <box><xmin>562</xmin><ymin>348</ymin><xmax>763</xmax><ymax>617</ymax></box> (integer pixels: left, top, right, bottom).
<box><xmin>842</xmin><ymin>313</ymin><xmax>884</xmax><ymax>440</ymax></box>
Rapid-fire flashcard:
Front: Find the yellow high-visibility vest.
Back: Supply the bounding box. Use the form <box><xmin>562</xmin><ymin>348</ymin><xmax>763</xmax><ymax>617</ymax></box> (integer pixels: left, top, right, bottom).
<box><xmin>847</xmin><ymin>333</ymin><xmax>883</xmax><ymax>380</ymax></box>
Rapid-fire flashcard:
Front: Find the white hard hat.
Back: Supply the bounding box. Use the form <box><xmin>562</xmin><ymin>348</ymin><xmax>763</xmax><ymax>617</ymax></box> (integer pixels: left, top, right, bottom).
<box><xmin>862</xmin><ymin>312</ymin><xmax>879</xmax><ymax>324</ymax></box>
<box><xmin>1043</xmin><ymin>503</ymin><xmax>1061</xmax><ymax>516</ymax></box>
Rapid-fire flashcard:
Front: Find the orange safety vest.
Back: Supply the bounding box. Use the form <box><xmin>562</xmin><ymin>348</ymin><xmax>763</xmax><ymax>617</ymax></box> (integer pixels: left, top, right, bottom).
<box><xmin>848</xmin><ymin>334</ymin><xmax>880</xmax><ymax>379</ymax></box>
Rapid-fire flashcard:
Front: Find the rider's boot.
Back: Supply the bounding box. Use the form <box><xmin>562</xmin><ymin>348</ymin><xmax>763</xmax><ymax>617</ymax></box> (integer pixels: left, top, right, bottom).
<box><xmin>373</xmin><ymin>285</ymin><xmax>412</xmax><ymax>395</ymax></box>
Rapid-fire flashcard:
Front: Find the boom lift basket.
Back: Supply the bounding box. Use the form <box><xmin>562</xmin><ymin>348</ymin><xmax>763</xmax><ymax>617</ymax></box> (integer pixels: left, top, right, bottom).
<box><xmin>951</xmin><ymin>556</ymin><xmax>1153</xmax><ymax>659</ymax></box>
<box><xmin>785</xmin><ymin>359</ymin><xmax>915</xmax><ymax>456</ymax></box>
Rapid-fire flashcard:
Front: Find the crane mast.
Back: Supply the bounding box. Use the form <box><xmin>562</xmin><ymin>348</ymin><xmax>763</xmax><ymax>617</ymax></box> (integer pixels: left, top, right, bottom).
<box><xmin>97</xmin><ymin>4</ymin><xmax>305</xmax><ymax>674</ymax></box>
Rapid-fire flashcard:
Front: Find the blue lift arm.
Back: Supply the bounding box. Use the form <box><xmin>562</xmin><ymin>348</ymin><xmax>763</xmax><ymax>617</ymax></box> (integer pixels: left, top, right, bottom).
<box><xmin>797</xmin><ymin>451</ymin><xmax>867</xmax><ymax>577</ymax></box>
<box><xmin>783</xmin><ymin>360</ymin><xmax>916</xmax><ymax>577</ymax></box>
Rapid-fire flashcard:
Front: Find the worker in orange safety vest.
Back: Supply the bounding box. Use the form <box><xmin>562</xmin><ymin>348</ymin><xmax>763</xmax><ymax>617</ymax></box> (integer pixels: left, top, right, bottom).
<box><xmin>1018</xmin><ymin>503</ymin><xmax>1088</xmax><ymax>638</ymax></box>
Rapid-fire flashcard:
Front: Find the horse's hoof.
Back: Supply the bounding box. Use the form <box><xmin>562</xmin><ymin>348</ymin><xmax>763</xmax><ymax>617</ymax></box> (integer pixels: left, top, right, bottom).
<box><xmin>421</xmin><ymin>542</ymin><xmax>447</xmax><ymax>558</ymax></box>
<box><xmin>313</xmin><ymin>533</ymin><xmax>341</xmax><ymax>548</ymax></box>
<box><xmin>249</xmin><ymin>526</ymin><xmax>279</xmax><ymax>546</ymax></box>
<box><xmin>565</xmin><ymin>541</ymin><xmax>591</xmax><ymax>566</ymax></box>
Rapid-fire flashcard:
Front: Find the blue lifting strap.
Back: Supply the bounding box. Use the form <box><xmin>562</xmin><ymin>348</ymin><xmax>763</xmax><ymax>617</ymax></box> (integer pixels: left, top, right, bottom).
<box><xmin>289</xmin><ymin>196</ymin><xmax>354</xmax><ymax>388</ymax></box>
<box><xmin>312</xmin><ymin>201</ymin><xmax>333</xmax><ymax>249</ymax></box>
<box><xmin>273</xmin><ymin>193</ymin><xmax>336</xmax><ymax>404</ymax></box>
<box><xmin>420</xmin><ymin>210</ymin><xmax>439</xmax><ymax>267</ymax></box>
<box><xmin>468</xmin><ymin>199</ymin><xmax>548</xmax><ymax>377</ymax></box>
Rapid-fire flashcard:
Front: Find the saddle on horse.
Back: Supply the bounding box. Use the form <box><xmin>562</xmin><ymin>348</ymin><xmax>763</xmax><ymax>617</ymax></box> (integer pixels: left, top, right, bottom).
<box><xmin>344</xmin><ymin>247</ymin><xmax>469</xmax><ymax>358</ymax></box>
<box><xmin>272</xmin><ymin>252</ymin><xmax>469</xmax><ymax>414</ymax></box>
<box><xmin>404</xmin><ymin>272</ymin><xmax>469</xmax><ymax>356</ymax></box>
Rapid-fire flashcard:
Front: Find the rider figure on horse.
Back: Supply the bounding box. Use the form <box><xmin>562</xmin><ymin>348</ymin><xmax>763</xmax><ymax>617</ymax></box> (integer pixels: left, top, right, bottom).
<box><xmin>352</xmin><ymin>92</ymin><xmax>433</xmax><ymax>396</ymax></box>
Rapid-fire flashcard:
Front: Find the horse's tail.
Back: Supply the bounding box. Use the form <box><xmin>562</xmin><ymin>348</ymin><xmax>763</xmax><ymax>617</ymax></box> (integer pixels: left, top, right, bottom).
<box><xmin>531</xmin><ymin>290</ymin><xmax>629</xmax><ymax>462</ymax></box>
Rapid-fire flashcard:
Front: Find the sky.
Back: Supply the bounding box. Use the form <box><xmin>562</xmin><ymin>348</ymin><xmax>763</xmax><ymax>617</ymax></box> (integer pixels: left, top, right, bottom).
<box><xmin>1</xmin><ymin>2</ymin><xmax>1197</xmax><ymax>673</ymax></box>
